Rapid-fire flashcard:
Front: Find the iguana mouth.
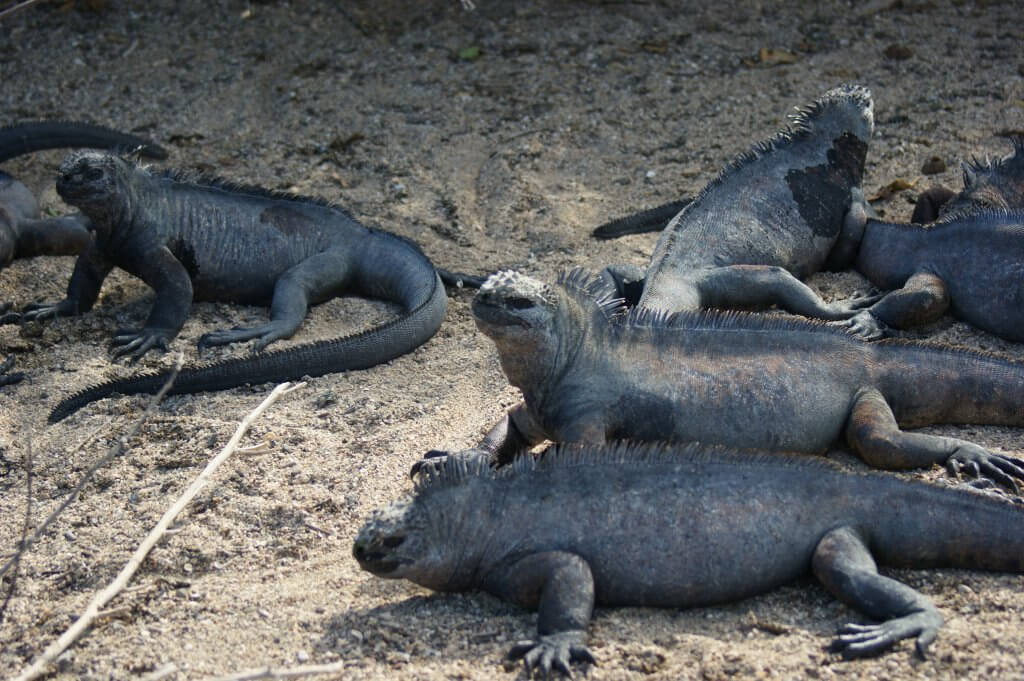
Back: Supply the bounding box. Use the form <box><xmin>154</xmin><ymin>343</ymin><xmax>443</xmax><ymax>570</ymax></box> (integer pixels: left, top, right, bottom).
<box><xmin>352</xmin><ymin>544</ymin><xmax>401</xmax><ymax>575</ymax></box>
<box><xmin>471</xmin><ymin>298</ymin><xmax>530</xmax><ymax>328</ymax></box>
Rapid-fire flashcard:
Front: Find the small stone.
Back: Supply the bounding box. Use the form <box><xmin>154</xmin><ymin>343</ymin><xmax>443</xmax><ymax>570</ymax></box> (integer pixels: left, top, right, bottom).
<box><xmin>296</xmin><ymin>650</ymin><xmax>309</xmax><ymax>663</ymax></box>
<box><xmin>883</xmin><ymin>44</ymin><xmax>913</xmax><ymax>60</ymax></box>
<box><xmin>921</xmin><ymin>156</ymin><xmax>946</xmax><ymax>175</ymax></box>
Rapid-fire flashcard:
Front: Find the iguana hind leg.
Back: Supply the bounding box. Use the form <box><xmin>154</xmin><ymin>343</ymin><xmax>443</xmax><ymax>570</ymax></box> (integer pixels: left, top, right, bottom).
<box><xmin>696</xmin><ymin>265</ymin><xmax>880</xmax><ymax>319</ymax></box>
<box><xmin>845</xmin><ymin>388</ymin><xmax>1024</xmax><ymax>491</ymax></box>
<box><xmin>198</xmin><ymin>250</ymin><xmax>353</xmax><ymax>353</ymax></box>
<box><xmin>844</xmin><ymin>271</ymin><xmax>950</xmax><ymax>340</ymax></box>
<box><xmin>812</xmin><ymin>526</ymin><xmax>943</xmax><ymax>659</ymax></box>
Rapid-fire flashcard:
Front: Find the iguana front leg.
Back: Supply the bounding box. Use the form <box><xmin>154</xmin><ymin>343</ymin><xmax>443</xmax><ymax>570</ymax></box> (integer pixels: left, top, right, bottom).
<box><xmin>844</xmin><ymin>271</ymin><xmax>950</xmax><ymax>340</ymax></box>
<box><xmin>812</xmin><ymin>526</ymin><xmax>943</xmax><ymax>658</ymax></box>
<box><xmin>109</xmin><ymin>245</ymin><xmax>193</xmax><ymax>361</ymax></box>
<box><xmin>483</xmin><ymin>551</ymin><xmax>597</xmax><ymax>677</ymax></box>
<box><xmin>198</xmin><ymin>250</ymin><xmax>353</xmax><ymax>352</ymax></box>
<box><xmin>696</xmin><ymin>265</ymin><xmax>880</xmax><ymax>320</ymax></box>
<box><xmin>845</xmin><ymin>388</ymin><xmax>1024</xmax><ymax>491</ymax></box>
<box><xmin>22</xmin><ymin>241</ymin><xmax>114</xmax><ymax>321</ymax></box>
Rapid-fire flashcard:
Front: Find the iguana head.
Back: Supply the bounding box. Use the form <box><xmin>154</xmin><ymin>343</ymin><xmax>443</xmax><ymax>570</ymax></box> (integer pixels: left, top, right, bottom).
<box><xmin>472</xmin><ymin>270</ymin><xmax>558</xmax><ymax>334</ymax></box>
<box><xmin>796</xmin><ymin>84</ymin><xmax>875</xmax><ymax>145</ymax></box>
<box><xmin>472</xmin><ymin>270</ymin><xmax>564</xmax><ymax>389</ymax></box>
<box><xmin>353</xmin><ymin>496</ymin><xmax>459</xmax><ymax>590</ymax></box>
<box><xmin>948</xmin><ymin>137</ymin><xmax>1024</xmax><ymax>215</ymax></box>
<box><xmin>56</xmin><ymin>151</ymin><xmax>135</xmax><ymax>218</ymax></box>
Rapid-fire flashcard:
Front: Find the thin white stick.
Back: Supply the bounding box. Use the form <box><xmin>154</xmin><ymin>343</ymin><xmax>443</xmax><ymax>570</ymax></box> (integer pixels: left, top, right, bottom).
<box><xmin>12</xmin><ymin>382</ymin><xmax>304</xmax><ymax>681</ymax></box>
<box><xmin>203</xmin><ymin>661</ymin><xmax>349</xmax><ymax>681</ymax></box>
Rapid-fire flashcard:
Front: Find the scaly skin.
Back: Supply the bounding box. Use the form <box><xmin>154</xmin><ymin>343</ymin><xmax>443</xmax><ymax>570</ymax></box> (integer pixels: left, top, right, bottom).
<box><xmin>845</xmin><ymin>209</ymin><xmax>1024</xmax><ymax>341</ymax></box>
<box><xmin>439</xmin><ymin>269</ymin><xmax>1024</xmax><ymax>492</ymax></box>
<box><xmin>910</xmin><ymin>137</ymin><xmax>1024</xmax><ymax>223</ymax></box>
<box><xmin>600</xmin><ymin>85</ymin><xmax>877</xmax><ymax>323</ymax></box>
<box><xmin>0</xmin><ymin>121</ymin><xmax>166</xmax><ymax>385</ymax></box>
<box><xmin>366</xmin><ymin>441</ymin><xmax>1024</xmax><ymax>676</ymax></box>
<box><xmin>29</xmin><ymin>151</ymin><xmax>449</xmax><ymax>421</ymax></box>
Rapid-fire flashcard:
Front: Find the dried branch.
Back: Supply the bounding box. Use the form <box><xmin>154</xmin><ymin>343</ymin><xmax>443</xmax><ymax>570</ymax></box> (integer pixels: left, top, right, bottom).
<box><xmin>203</xmin><ymin>660</ymin><xmax>349</xmax><ymax>681</ymax></box>
<box><xmin>11</xmin><ymin>380</ymin><xmax>304</xmax><ymax>681</ymax></box>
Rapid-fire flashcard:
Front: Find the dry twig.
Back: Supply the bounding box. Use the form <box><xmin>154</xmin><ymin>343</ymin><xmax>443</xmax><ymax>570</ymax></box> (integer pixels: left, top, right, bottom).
<box><xmin>203</xmin><ymin>660</ymin><xmax>349</xmax><ymax>681</ymax></box>
<box><xmin>11</xmin><ymin>381</ymin><xmax>304</xmax><ymax>681</ymax></box>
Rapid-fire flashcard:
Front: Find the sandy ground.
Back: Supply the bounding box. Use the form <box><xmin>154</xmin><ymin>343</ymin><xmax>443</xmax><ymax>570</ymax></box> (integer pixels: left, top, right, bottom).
<box><xmin>1</xmin><ymin>1</ymin><xmax>1023</xmax><ymax>679</ymax></box>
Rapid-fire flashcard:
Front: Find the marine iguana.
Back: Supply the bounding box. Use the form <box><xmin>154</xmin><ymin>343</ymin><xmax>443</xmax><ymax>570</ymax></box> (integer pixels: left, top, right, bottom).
<box><xmin>910</xmin><ymin>137</ymin><xmax>1024</xmax><ymax>223</ymax></box>
<box><xmin>431</xmin><ymin>269</ymin><xmax>1024</xmax><ymax>490</ymax></box>
<box><xmin>844</xmin><ymin>209</ymin><xmax>1024</xmax><ymax>341</ymax></box>
<box><xmin>599</xmin><ymin>85</ymin><xmax>877</xmax><ymax>321</ymax></box>
<box><xmin>27</xmin><ymin>150</ymin><xmax>450</xmax><ymax>421</ymax></box>
<box><xmin>0</xmin><ymin>121</ymin><xmax>166</xmax><ymax>385</ymax></box>
<box><xmin>364</xmin><ymin>442</ymin><xmax>1024</xmax><ymax>676</ymax></box>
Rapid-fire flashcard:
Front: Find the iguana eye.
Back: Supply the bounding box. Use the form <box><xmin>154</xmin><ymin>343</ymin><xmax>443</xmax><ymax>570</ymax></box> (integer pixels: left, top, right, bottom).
<box><xmin>84</xmin><ymin>167</ymin><xmax>104</xmax><ymax>181</ymax></box>
<box><xmin>383</xmin><ymin>535</ymin><xmax>405</xmax><ymax>548</ymax></box>
<box><xmin>505</xmin><ymin>297</ymin><xmax>536</xmax><ymax>310</ymax></box>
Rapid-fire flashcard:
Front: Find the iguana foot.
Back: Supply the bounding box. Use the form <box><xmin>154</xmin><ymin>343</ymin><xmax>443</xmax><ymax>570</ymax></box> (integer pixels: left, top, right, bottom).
<box><xmin>0</xmin><ymin>355</ymin><xmax>25</xmax><ymax>387</ymax></box>
<box><xmin>828</xmin><ymin>610</ymin><xmax>941</xmax><ymax>659</ymax></box>
<box><xmin>946</xmin><ymin>444</ymin><xmax>1024</xmax><ymax>494</ymax></box>
<box><xmin>507</xmin><ymin>630</ymin><xmax>596</xmax><ymax>678</ymax></box>
<box><xmin>21</xmin><ymin>298</ymin><xmax>75</xmax><ymax>322</ymax></box>
<box><xmin>840</xmin><ymin>310</ymin><xmax>887</xmax><ymax>340</ymax></box>
<box><xmin>409</xmin><ymin>449</ymin><xmax>490</xmax><ymax>479</ymax></box>
<box><xmin>0</xmin><ymin>302</ymin><xmax>19</xmax><ymax>325</ymax></box>
<box><xmin>110</xmin><ymin>327</ymin><xmax>172</xmax><ymax>362</ymax></box>
<box><xmin>197</xmin><ymin>323</ymin><xmax>290</xmax><ymax>353</ymax></box>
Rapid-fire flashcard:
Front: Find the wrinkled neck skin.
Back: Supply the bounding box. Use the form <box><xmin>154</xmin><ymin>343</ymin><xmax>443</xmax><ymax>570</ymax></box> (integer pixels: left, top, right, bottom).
<box><xmin>481</xmin><ymin>297</ymin><xmax>587</xmax><ymax>409</ymax></box>
<box><xmin>408</xmin><ymin>481</ymin><xmax>496</xmax><ymax>592</ymax></box>
<box><xmin>855</xmin><ymin>219</ymin><xmax>928</xmax><ymax>287</ymax></box>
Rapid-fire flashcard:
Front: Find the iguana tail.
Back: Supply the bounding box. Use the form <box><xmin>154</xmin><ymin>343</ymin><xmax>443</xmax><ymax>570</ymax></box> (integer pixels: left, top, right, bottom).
<box><xmin>0</xmin><ymin>121</ymin><xmax>167</xmax><ymax>164</ymax></box>
<box><xmin>49</xmin><ymin>238</ymin><xmax>447</xmax><ymax>423</ymax></box>
<box><xmin>877</xmin><ymin>340</ymin><xmax>1024</xmax><ymax>428</ymax></box>
<box><xmin>590</xmin><ymin>199</ymin><xmax>690</xmax><ymax>239</ymax></box>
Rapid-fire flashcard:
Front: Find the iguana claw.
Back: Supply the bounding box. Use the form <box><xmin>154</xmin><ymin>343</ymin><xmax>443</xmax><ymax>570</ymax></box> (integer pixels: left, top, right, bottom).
<box><xmin>828</xmin><ymin>611</ymin><xmax>941</xmax><ymax>659</ymax></box>
<box><xmin>841</xmin><ymin>310</ymin><xmax>887</xmax><ymax>340</ymax></box>
<box><xmin>0</xmin><ymin>302</ymin><xmax>19</xmax><ymax>325</ymax></box>
<box><xmin>946</xmin><ymin>445</ymin><xmax>1024</xmax><ymax>494</ymax></box>
<box><xmin>0</xmin><ymin>354</ymin><xmax>25</xmax><ymax>386</ymax></box>
<box><xmin>110</xmin><ymin>327</ymin><xmax>172</xmax><ymax>362</ymax></box>
<box><xmin>21</xmin><ymin>298</ymin><xmax>74</xmax><ymax>322</ymax></box>
<box><xmin>507</xmin><ymin>630</ymin><xmax>595</xmax><ymax>678</ymax></box>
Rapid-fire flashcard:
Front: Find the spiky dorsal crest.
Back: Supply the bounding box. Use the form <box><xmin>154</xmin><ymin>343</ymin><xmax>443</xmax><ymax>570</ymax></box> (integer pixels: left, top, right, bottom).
<box><xmin>963</xmin><ymin>136</ymin><xmax>1024</xmax><ymax>188</ymax></box>
<box><xmin>687</xmin><ymin>84</ymin><xmax>872</xmax><ymax>208</ymax></box>
<box><xmin>150</xmin><ymin>165</ymin><xmax>356</xmax><ymax>217</ymax></box>
<box><xmin>554</xmin><ymin>267</ymin><xmax>628</xmax><ymax>325</ymax></box>
<box><xmin>619</xmin><ymin>305</ymin><xmax>859</xmax><ymax>339</ymax></box>
<box><xmin>411</xmin><ymin>441</ymin><xmax>850</xmax><ymax>498</ymax></box>
<box><xmin>931</xmin><ymin>206</ymin><xmax>1024</xmax><ymax>226</ymax></box>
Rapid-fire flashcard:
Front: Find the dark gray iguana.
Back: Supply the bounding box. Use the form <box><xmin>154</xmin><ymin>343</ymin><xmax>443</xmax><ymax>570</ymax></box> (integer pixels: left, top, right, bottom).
<box><xmin>0</xmin><ymin>121</ymin><xmax>167</xmax><ymax>385</ymax></box>
<box><xmin>364</xmin><ymin>441</ymin><xmax>1024</xmax><ymax>676</ymax></box>
<box><xmin>843</xmin><ymin>209</ymin><xmax>1024</xmax><ymax>341</ymax></box>
<box><xmin>910</xmin><ymin>136</ymin><xmax>1024</xmax><ymax>224</ymax></box>
<box><xmin>435</xmin><ymin>268</ymin><xmax>1024</xmax><ymax>490</ymax></box>
<box><xmin>33</xmin><ymin>150</ymin><xmax>450</xmax><ymax>421</ymax></box>
<box><xmin>600</xmin><ymin>85</ymin><xmax>877</xmax><ymax>320</ymax></box>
